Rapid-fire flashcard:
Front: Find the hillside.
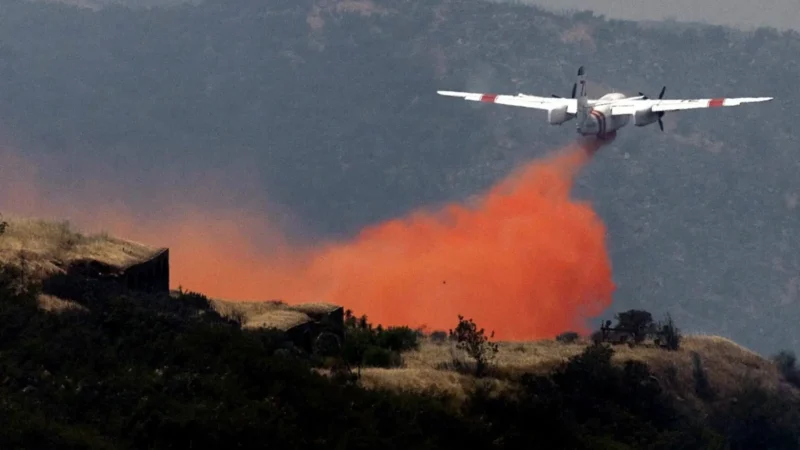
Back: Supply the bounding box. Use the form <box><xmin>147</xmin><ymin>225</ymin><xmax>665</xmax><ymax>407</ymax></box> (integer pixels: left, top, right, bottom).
<box><xmin>0</xmin><ymin>0</ymin><xmax>798</xmax><ymax>355</ymax></box>
<box><xmin>0</xmin><ymin>216</ymin><xmax>159</xmax><ymax>277</ymax></box>
<box><xmin>1</xmin><ymin>219</ymin><xmax>800</xmax><ymax>447</ymax></box>
<box><xmin>360</xmin><ymin>333</ymin><xmax>796</xmax><ymax>405</ymax></box>
<box><xmin>0</xmin><ymin>216</ymin><xmax>344</xmax><ymax>345</ymax></box>
<box><xmin>8</xmin><ymin>215</ymin><xmax>785</xmax><ymax>414</ymax></box>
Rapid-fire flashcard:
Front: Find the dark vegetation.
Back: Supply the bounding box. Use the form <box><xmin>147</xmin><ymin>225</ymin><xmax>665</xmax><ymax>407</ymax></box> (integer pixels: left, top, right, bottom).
<box><xmin>2</xmin><ymin>254</ymin><xmax>800</xmax><ymax>448</ymax></box>
<box><xmin>591</xmin><ymin>308</ymin><xmax>683</xmax><ymax>351</ymax></box>
<box><xmin>772</xmin><ymin>350</ymin><xmax>800</xmax><ymax>388</ymax></box>
<box><xmin>449</xmin><ymin>314</ymin><xmax>499</xmax><ymax>377</ymax></box>
<box><xmin>556</xmin><ymin>330</ymin><xmax>581</xmax><ymax>343</ymax></box>
<box><xmin>339</xmin><ymin>308</ymin><xmax>421</xmax><ymax>373</ymax></box>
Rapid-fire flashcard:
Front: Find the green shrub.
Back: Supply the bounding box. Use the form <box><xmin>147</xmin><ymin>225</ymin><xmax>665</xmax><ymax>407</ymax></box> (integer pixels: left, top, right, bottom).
<box><xmin>376</xmin><ymin>325</ymin><xmax>420</xmax><ymax>352</ymax></box>
<box><xmin>773</xmin><ymin>350</ymin><xmax>800</xmax><ymax>388</ymax></box>
<box><xmin>362</xmin><ymin>346</ymin><xmax>403</xmax><ymax>368</ymax></box>
<box><xmin>655</xmin><ymin>313</ymin><xmax>682</xmax><ymax>351</ymax></box>
<box><xmin>692</xmin><ymin>351</ymin><xmax>716</xmax><ymax>401</ymax></box>
<box><xmin>429</xmin><ymin>330</ymin><xmax>448</xmax><ymax>343</ymax></box>
<box><xmin>449</xmin><ymin>315</ymin><xmax>498</xmax><ymax>377</ymax></box>
<box><xmin>614</xmin><ymin>309</ymin><xmax>655</xmax><ymax>343</ymax></box>
<box><xmin>556</xmin><ymin>331</ymin><xmax>580</xmax><ymax>344</ymax></box>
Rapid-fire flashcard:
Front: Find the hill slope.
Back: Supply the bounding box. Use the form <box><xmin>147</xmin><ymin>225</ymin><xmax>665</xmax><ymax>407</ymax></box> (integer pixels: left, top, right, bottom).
<box><xmin>0</xmin><ymin>0</ymin><xmax>798</xmax><ymax>354</ymax></box>
<box><xmin>1</xmin><ymin>232</ymin><xmax>800</xmax><ymax>448</ymax></box>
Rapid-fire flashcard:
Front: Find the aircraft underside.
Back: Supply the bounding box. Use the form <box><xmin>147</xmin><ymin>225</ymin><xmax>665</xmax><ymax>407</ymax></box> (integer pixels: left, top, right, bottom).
<box><xmin>577</xmin><ymin>105</ymin><xmax>629</xmax><ymax>139</ymax></box>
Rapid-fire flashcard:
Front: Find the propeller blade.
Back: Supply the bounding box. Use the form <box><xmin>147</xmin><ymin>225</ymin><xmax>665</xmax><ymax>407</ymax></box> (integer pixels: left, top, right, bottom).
<box><xmin>638</xmin><ymin>91</ymin><xmax>648</xmax><ymax>99</ymax></box>
<box><xmin>658</xmin><ymin>118</ymin><xmax>664</xmax><ymax>131</ymax></box>
<box><xmin>551</xmin><ymin>94</ymin><xmax>562</xmax><ymax>98</ymax></box>
<box><xmin>571</xmin><ymin>82</ymin><xmax>577</xmax><ymax>98</ymax></box>
<box><xmin>659</xmin><ymin>86</ymin><xmax>666</xmax><ymax>99</ymax></box>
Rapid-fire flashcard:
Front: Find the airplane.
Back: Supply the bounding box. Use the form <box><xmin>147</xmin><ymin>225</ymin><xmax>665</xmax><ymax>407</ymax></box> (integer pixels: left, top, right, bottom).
<box><xmin>437</xmin><ymin>66</ymin><xmax>773</xmax><ymax>140</ymax></box>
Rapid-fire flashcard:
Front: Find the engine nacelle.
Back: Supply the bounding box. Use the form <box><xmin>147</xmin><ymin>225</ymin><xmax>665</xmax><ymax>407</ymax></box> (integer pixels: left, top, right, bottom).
<box><xmin>547</xmin><ymin>105</ymin><xmax>572</xmax><ymax>125</ymax></box>
<box><xmin>632</xmin><ymin>107</ymin><xmax>660</xmax><ymax>126</ymax></box>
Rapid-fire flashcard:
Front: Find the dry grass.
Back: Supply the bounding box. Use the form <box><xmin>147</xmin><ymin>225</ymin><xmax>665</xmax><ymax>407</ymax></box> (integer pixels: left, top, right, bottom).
<box><xmin>248</xmin><ymin>309</ymin><xmax>313</xmax><ymax>330</ymax></box>
<box><xmin>0</xmin><ymin>216</ymin><xmax>161</xmax><ymax>280</ymax></box>
<box><xmin>210</xmin><ymin>298</ymin><xmax>341</xmax><ymax>331</ymax></box>
<box><xmin>290</xmin><ymin>302</ymin><xmax>342</xmax><ymax>316</ymax></box>
<box><xmin>363</xmin><ymin>334</ymin><xmax>796</xmax><ymax>403</ymax></box>
<box><xmin>0</xmin><ymin>215</ymin><xmax>164</xmax><ymax>316</ymax></box>
<box><xmin>358</xmin><ymin>367</ymin><xmax>509</xmax><ymax>403</ymax></box>
<box><xmin>37</xmin><ymin>294</ymin><xmax>88</xmax><ymax>313</ymax></box>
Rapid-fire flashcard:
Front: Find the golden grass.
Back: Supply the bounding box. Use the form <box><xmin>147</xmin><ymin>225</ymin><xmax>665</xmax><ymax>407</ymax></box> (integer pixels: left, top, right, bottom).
<box><xmin>290</xmin><ymin>302</ymin><xmax>342</xmax><ymax>316</ymax></box>
<box><xmin>209</xmin><ymin>298</ymin><xmax>285</xmax><ymax>319</ymax></box>
<box><xmin>364</xmin><ymin>334</ymin><xmax>797</xmax><ymax>403</ymax></box>
<box><xmin>358</xmin><ymin>367</ymin><xmax>509</xmax><ymax>403</ymax></box>
<box><xmin>248</xmin><ymin>309</ymin><xmax>313</xmax><ymax>330</ymax></box>
<box><xmin>210</xmin><ymin>298</ymin><xmax>341</xmax><ymax>331</ymax></box>
<box><xmin>0</xmin><ymin>216</ymin><xmax>161</xmax><ymax>279</ymax></box>
<box><xmin>37</xmin><ymin>294</ymin><xmax>88</xmax><ymax>313</ymax></box>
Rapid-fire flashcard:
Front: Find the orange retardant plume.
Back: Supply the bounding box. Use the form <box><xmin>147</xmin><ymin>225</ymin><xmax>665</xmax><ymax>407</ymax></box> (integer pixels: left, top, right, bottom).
<box><xmin>254</xmin><ymin>138</ymin><xmax>615</xmax><ymax>339</ymax></box>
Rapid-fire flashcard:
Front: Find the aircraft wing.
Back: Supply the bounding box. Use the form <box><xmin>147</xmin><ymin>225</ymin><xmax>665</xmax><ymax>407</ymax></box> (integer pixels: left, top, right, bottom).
<box><xmin>610</xmin><ymin>97</ymin><xmax>773</xmax><ymax>115</ymax></box>
<box><xmin>437</xmin><ymin>90</ymin><xmax>578</xmax><ymax>114</ymax></box>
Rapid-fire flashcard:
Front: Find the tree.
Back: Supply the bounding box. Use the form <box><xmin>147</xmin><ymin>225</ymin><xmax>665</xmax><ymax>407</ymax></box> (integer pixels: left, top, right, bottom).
<box><xmin>615</xmin><ymin>309</ymin><xmax>655</xmax><ymax>344</ymax></box>
<box><xmin>654</xmin><ymin>313</ymin><xmax>682</xmax><ymax>351</ymax></box>
<box><xmin>449</xmin><ymin>315</ymin><xmax>499</xmax><ymax>377</ymax></box>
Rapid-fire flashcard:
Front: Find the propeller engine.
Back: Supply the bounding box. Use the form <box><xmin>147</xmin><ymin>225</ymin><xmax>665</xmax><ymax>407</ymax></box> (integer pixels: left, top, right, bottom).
<box><xmin>638</xmin><ymin>86</ymin><xmax>667</xmax><ymax>131</ymax></box>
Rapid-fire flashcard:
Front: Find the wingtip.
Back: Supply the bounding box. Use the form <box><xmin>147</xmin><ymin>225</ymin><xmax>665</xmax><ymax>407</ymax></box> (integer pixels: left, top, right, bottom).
<box><xmin>437</xmin><ymin>90</ymin><xmax>468</xmax><ymax>97</ymax></box>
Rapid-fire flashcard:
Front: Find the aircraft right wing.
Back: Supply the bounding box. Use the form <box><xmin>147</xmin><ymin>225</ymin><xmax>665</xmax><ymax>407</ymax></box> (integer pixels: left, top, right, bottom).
<box><xmin>609</xmin><ymin>97</ymin><xmax>773</xmax><ymax>115</ymax></box>
<box><xmin>437</xmin><ymin>90</ymin><xmax>578</xmax><ymax>114</ymax></box>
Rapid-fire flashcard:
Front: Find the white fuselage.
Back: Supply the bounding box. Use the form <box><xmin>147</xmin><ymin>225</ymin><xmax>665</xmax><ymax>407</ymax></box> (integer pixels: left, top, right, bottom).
<box><xmin>577</xmin><ymin>92</ymin><xmax>630</xmax><ymax>138</ymax></box>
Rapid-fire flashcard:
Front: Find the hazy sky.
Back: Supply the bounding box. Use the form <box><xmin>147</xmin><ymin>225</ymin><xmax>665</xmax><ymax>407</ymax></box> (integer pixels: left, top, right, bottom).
<box><xmin>507</xmin><ymin>0</ymin><xmax>800</xmax><ymax>31</ymax></box>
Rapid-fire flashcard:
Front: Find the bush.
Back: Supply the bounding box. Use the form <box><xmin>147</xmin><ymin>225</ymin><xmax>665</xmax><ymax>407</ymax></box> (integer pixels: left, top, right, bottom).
<box><xmin>376</xmin><ymin>325</ymin><xmax>420</xmax><ymax>353</ymax></box>
<box><xmin>449</xmin><ymin>315</ymin><xmax>498</xmax><ymax>377</ymax></box>
<box><xmin>556</xmin><ymin>331</ymin><xmax>580</xmax><ymax>344</ymax></box>
<box><xmin>710</xmin><ymin>379</ymin><xmax>800</xmax><ymax>449</ymax></box>
<box><xmin>469</xmin><ymin>344</ymin><xmax>721</xmax><ymax>449</ymax></box>
<box><xmin>614</xmin><ymin>309</ymin><xmax>655</xmax><ymax>343</ymax></box>
<box><xmin>362</xmin><ymin>346</ymin><xmax>403</xmax><ymax>368</ymax></box>
<box><xmin>692</xmin><ymin>351</ymin><xmax>716</xmax><ymax>401</ymax></box>
<box><xmin>773</xmin><ymin>350</ymin><xmax>800</xmax><ymax>388</ymax></box>
<box><xmin>655</xmin><ymin>313</ymin><xmax>682</xmax><ymax>351</ymax></box>
<box><xmin>429</xmin><ymin>330</ymin><xmax>448</xmax><ymax>343</ymax></box>
<box><xmin>340</xmin><ymin>312</ymin><xmax>418</xmax><ymax>371</ymax></box>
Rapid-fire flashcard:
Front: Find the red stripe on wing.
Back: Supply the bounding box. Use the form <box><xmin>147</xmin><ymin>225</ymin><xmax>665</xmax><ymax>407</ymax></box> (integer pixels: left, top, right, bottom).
<box><xmin>708</xmin><ymin>98</ymin><xmax>725</xmax><ymax>107</ymax></box>
<box><xmin>480</xmin><ymin>94</ymin><xmax>498</xmax><ymax>103</ymax></box>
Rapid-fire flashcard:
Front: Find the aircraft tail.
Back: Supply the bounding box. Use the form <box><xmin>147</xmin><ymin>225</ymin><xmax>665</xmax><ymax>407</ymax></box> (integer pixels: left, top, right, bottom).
<box><xmin>575</xmin><ymin>66</ymin><xmax>589</xmax><ymax>128</ymax></box>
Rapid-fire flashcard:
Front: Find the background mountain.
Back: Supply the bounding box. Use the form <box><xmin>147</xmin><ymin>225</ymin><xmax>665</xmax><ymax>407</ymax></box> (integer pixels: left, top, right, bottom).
<box><xmin>508</xmin><ymin>0</ymin><xmax>800</xmax><ymax>32</ymax></box>
<box><xmin>0</xmin><ymin>0</ymin><xmax>798</xmax><ymax>355</ymax></box>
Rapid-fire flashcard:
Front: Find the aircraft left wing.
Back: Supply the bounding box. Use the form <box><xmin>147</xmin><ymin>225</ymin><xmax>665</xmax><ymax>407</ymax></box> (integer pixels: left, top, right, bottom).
<box><xmin>609</xmin><ymin>97</ymin><xmax>773</xmax><ymax>115</ymax></box>
<box><xmin>437</xmin><ymin>90</ymin><xmax>578</xmax><ymax>114</ymax></box>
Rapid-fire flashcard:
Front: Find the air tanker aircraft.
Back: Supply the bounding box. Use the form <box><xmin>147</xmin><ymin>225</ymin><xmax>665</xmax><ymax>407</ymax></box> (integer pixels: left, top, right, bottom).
<box><xmin>437</xmin><ymin>66</ymin><xmax>773</xmax><ymax>140</ymax></box>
